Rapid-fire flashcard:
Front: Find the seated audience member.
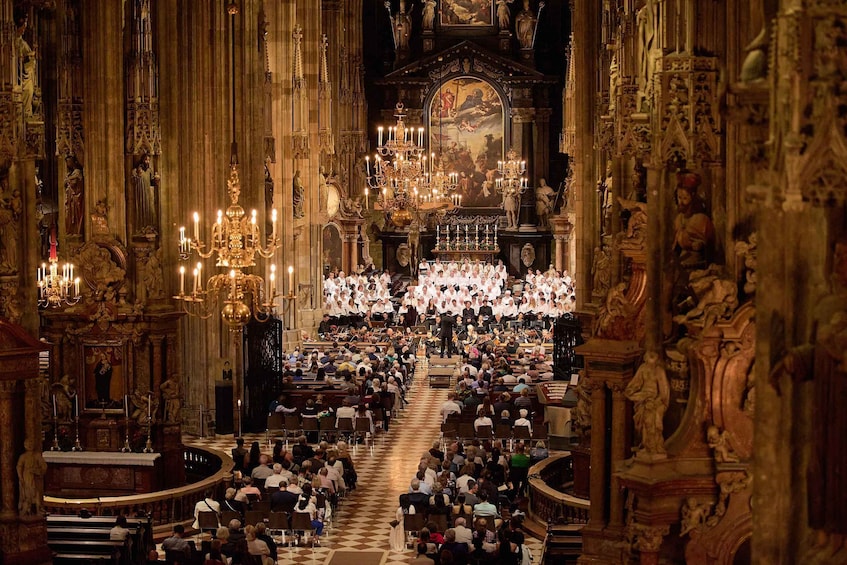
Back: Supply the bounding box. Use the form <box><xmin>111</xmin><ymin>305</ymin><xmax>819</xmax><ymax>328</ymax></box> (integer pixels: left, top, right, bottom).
<box><xmin>514</xmin><ymin>409</ymin><xmax>533</xmax><ymax>434</ymax></box>
<box><xmin>193</xmin><ymin>490</ymin><xmax>221</xmax><ymax>529</ymax></box>
<box><xmin>473</xmin><ymin>492</ymin><xmax>499</xmax><ymax>518</ymax></box>
<box><xmin>204</xmin><ymin>539</ymin><xmax>231</xmax><ymax>565</ymax></box>
<box><xmin>294</xmin><ymin>484</ymin><xmax>323</xmax><ymax>546</ymax></box>
<box><xmin>220</xmin><ymin>487</ymin><xmax>245</xmax><ymax>514</ymax></box>
<box><xmin>161</xmin><ymin>524</ymin><xmax>191</xmax><ymax>558</ymax></box>
<box><xmin>452</xmin><ymin>517</ymin><xmax>473</xmax><ymax>549</ymax></box>
<box><xmin>531</xmin><ymin>441</ymin><xmax>549</xmax><ymax>463</ymax></box>
<box><xmin>251</xmin><ymin>454</ymin><xmax>274</xmax><ymax>480</ymax></box>
<box><xmin>270</xmin><ymin>481</ymin><xmax>299</xmax><ymax>511</ymax></box>
<box><xmin>244</xmin><ymin>524</ymin><xmax>273</xmax><ymax>565</ymax></box>
<box><xmin>109</xmin><ymin>515</ymin><xmax>130</xmax><ymax>541</ymax></box>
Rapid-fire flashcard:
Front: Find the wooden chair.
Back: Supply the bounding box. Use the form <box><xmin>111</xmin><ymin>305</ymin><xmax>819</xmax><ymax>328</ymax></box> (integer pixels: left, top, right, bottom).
<box><xmin>475</xmin><ymin>424</ymin><xmax>493</xmax><ymax>441</ymax></box>
<box><xmin>494</xmin><ymin>423</ymin><xmax>512</xmax><ymax>445</ymax></box>
<box><xmin>336</xmin><ymin>417</ymin><xmax>354</xmax><ymax>444</ymax></box>
<box><xmin>220</xmin><ymin>510</ymin><xmax>240</xmax><ymax>527</ymax></box>
<box><xmin>251</xmin><ymin>500</ymin><xmax>271</xmax><ymax>513</ymax></box>
<box><xmin>532</xmin><ymin>422</ymin><xmax>549</xmax><ymax>441</ymax></box>
<box><xmin>403</xmin><ymin>512</ymin><xmax>427</xmax><ymax>535</ymax></box>
<box><xmin>301</xmin><ymin>416</ymin><xmax>319</xmax><ymax>442</ymax></box>
<box><xmin>284</xmin><ymin>415</ymin><xmax>302</xmax><ymax>441</ymax></box>
<box><xmin>197</xmin><ymin>511</ymin><xmax>219</xmax><ymax>533</ymax></box>
<box><xmin>319</xmin><ymin>415</ymin><xmax>336</xmax><ymax>442</ymax></box>
<box><xmin>513</xmin><ymin>425</ymin><xmax>532</xmax><ymax>442</ymax></box>
<box><xmin>244</xmin><ymin>509</ymin><xmax>266</xmax><ymax>527</ymax></box>
<box><xmin>428</xmin><ymin>513</ymin><xmax>449</xmax><ymax>533</ymax></box>
<box><xmin>266</xmin><ymin>413</ymin><xmax>285</xmax><ymax>445</ymax></box>
<box><xmin>290</xmin><ymin>512</ymin><xmax>317</xmax><ymax>546</ymax></box>
<box><xmin>354</xmin><ymin>417</ymin><xmax>373</xmax><ymax>453</ymax></box>
<box><xmin>267</xmin><ymin>511</ymin><xmax>290</xmax><ymax>544</ymax></box>
<box><xmin>457</xmin><ymin>422</ymin><xmax>475</xmax><ymax>443</ymax></box>
<box><xmin>440</xmin><ymin>421</ymin><xmax>457</xmax><ymax>450</ymax></box>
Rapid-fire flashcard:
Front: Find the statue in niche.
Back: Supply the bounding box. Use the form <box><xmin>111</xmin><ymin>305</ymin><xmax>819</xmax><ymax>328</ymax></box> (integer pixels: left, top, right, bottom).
<box><xmin>17</xmin><ymin>439</ymin><xmax>47</xmax><ymax>517</ymax></box>
<box><xmin>422</xmin><ymin>0</ymin><xmax>437</xmax><ymax>31</ymax></box>
<box><xmin>616</xmin><ymin>196</ymin><xmax>647</xmax><ymax>251</ymax></box>
<box><xmin>629</xmin><ymin>160</ymin><xmax>647</xmax><ymax>202</ymax></box>
<box><xmin>572</xmin><ymin>371</ymin><xmax>592</xmax><ymax>439</ymax></box>
<box><xmin>591</xmin><ymin>246</ymin><xmax>611</xmax><ymax>300</ymax></box>
<box><xmin>292</xmin><ymin>170</ymin><xmax>305</xmax><ymax>219</ymax></box>
<box><xmin>770</xmin><ymin>241</ymin><xmax>847</xmax><ymax>534</ymax></box>
<box><xmin>14</xmin><ymin>13</ymin><xmax>37</xmax><ymax>119</ymax></box>
<box><xmin>597</xmin><ymin>162</ymin><xmax>614</xmax><ymax>236</ymax></box>
<box><xmin>132</xmin><ymin>153</ymin><xmax>160</xmax><ymax>234</ymax></box>
<box><xmin>625</xmin><ymin>351</ymin><xmax>669</xmax><ymax>457</ymax></box>
<box><xmin>535</xmin><ymin>178</ymin><xmax>556</xmax><ymax>229</ymax></box>
<box><xmin>130</xmin><ymin>389</ymin><xmax>159</xmax><ymax>425</ymax></box>
<box><xmin>503</xmin><ymin>190</ymin><xmax>520</xmax><ymax>230</ymax></box>
<box><xmin>672</xmin><ymin>171</ymin><xmax>714</xmax><ymax>268</ymax></box>
<box><xmin>735</xmin><ymin>232</ymin><xmax>758</xmax><ymax>295</ymax></box>
<box><xmin>387</xmin><ymin>0</ymin><xmax>412</xmax><ymax>52</ymax></box>
<box><xmin>740</xmin><ymin>26</ymin><xmax>769</xmax><ymax>83</ymax></box>
<box><xmin>594</xmin><ymin>281</ymin><xmax>632</xmax><ymax>337</ymax></box>
<box><xmin>52</xmin><ymin>374</ymin><xmax>78</xmax><ymax>422</ymax></box>
<box><xmin>636</xmin><ymin>0</ymin><xmax>658</xmax><ymax>110</ymax></box>
<box><xmin>674</xmin><ymin>265</ymin><xmax>739</xmax><ymax>329</ymax></box>
<box><xmin>264</xmin><ymin>161</ymin><xmax>274</xmax><ymax>215</ymax></box>
<box><xmin>496</xmin><ymin>0</ymin><xmax>514</xmax><ymax>30</ymax></box>
<box><xmin>91</xmin><ymin>198</ymin><xmax>109</xmax><ymax>236</ymax></box>
<box><xmin>0</xmin><ymin>170</ymin><xmax>22</xmax><ymax>274</ymax></box>
<box><xmin>408</xmin><ymin>223</ymin><xmax>420</xmax><ymax>272</ymax></box>
<box><xmin>64</xmin><ymin>155</ymin><xmax>84</xmax><ymax>236</ymax></box>
<box><xmin>609</xmin><ymin>51</ymin><xmax>619</xmax><ymax>114</ymax></box>
<box><xmin>515</xmin><ymin>0</ymin><xmax>539</xmax><ymax>49</ymax></box>
<box><xmin>160</xmin><ymin>375</ymin><xmax>181</xmax><ymax>424</ymax></box>
<box><xmin>706</xmin><ymin>425</ymin><xmax>740</xmax><ymax>463</ymax></box>
<box><xmin>143</xmin><ymin>247</ymin><xmax>164</xmax><ymax>299</ymax></box>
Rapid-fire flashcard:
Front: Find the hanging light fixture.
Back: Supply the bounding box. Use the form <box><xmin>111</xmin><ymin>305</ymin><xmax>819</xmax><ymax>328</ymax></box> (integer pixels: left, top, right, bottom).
<box><xmin>495</xmin><ymin>147</ymin><xmax>528</xmax><ymax>195</ymax></box>
<box><xmin>37</xmin><ymin>230</ymin><xmax>80</xmax><ymax>308</ymax></box>
<box><xmin>174</xmin><ymin>1</ymin><xmax>279</xmax><ymax>328</ymax></box>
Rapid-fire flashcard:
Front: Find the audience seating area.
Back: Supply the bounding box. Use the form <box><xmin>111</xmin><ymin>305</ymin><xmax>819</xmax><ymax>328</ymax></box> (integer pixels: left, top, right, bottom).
<box><xmin>47</xmin><ymin>514</ymin><xmax>152</xmax><ymax>564</ymax></box>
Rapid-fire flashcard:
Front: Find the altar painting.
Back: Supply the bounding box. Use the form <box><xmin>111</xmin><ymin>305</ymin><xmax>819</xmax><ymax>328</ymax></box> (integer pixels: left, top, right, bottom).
<box><xmin>429</xmin><ymin>76</ymin><xmax>504</xmax><ymax>208</ymax></box>
<box><xmin>440</xmin><ymin>0</ymin><xmax>494</xmax><ymax>26</ymax></box>
<box><xmin>82</xmin><ymin>343</ymin><xmax>125</xmax><ymax>412</ymax></box>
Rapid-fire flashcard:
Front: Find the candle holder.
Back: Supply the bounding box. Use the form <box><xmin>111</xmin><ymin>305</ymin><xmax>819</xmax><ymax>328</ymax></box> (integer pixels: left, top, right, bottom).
<box><xmin>120</xmin><ymin>414</ymin><xmax>133</xmax><ymax>453</ymax></box>
<box><xmin>142</xmin><ymin>417</ymin><xmax>154</xmax><ymax>453</ymax></box>
<box><xmin>49</xmin><ymin>416</ymin><xmax>61</xmax><ymax>451</ymax></box>
<box><xmin>71</xmin><ymin>416</ymin><xmax>83</xmax><ymax>452</ymax></box>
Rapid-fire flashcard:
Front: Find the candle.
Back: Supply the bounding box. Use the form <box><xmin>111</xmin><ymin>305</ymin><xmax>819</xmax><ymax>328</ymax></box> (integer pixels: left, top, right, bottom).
<box><xmin>378</xmin><ymin>127</ymin><xmax>383</xmax><ymax>146</ymax></box>
<box><xmin>74</xmin><ymin>278</ymin><xmax>80</xmax><ymax>296</ymax></box>
<box><xmin>52</xmin><ymin>394</ymin><xmax>57</xmax><ymax>419</ymax></box>
<box><xmin>179</xmin><ymin>226</ymin><xmax>185</xmax><ymax>244</ymax></box>
<box><xmin>75</xmin><ymin>394</ymin><xmax>79</xmax><ymax>420</ymax></box>
<box><xmin>288</xmin><ymin>265</ymin><xmax>294</xmax><ymax>296</ymax></box>
<box><xmin>193</xmin><ymin>268</ymin><xmax>199</xmax><ymax>293</ymax></box>
<box><xmin>124</xmin><ymin>395</ymin><xmax>129</xmax><ymax>420</ymax></box>
<box><xmin>271</xmin><ymin>209</ymin><xmax>277</xmax><ymax>238</ymax></box>
<box><xmin>365</xmin><ymin>156</ymin><xmax>370</xmax><ymax>176</ymax></box>
<box><xmin>418</xmin><ymin>127</ymin><xmax>423</xmax><ymax>147</ymax></box>
<box><xmin>179</xmin><ymin>266</ymin><xmax>185</xmax><ymax>295</ymax></box>
<box><xmin>230</xmin><ymin>269</ymin><xmax>236</xmax><ymax>298</ymax></box>
<box><xmin>238</xmin><ymin>399</ymin><xmax>242</xmax><ymax>408</ymax></box>
<box><xmin>147</xmin><ymin>394</ymin><xmax>151</xmax><ymax>419</ymax></box>
<box><xmin>193</xmin><ymin>212</ymin><xmax>200</xmax><ymax>241</ymax></box>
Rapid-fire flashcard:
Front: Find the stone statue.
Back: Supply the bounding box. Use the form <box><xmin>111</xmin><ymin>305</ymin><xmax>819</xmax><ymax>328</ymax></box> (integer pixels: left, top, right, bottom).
<box><xmin>735</xmin><ymin>232</ymin><xmax>758</xmax><ymax>295</ymax></box>
<box><xmin>496</xmin><ymin>0</ymin><xmax>514</xmax><ymax>30</ymax></box>
<box><xmin>131</xmin><ymin>389</ymin><xmax>159</xmax><ymax>425</ymax></box>
<box><xmin>17</xmin><ymin>439</ymin><xmax>47</xmax><ymax>517</ymax></box>
<box><xmin>706</xmin><ymin>425</ymin><xmax>740</xmax><ymax>463</ymax></box>
<box><xmin>387</xmin><ymin>1</ymin><xmax>412</xmax><ymax>51</ymax></box>
<box><xmin>264</xmin><ymin>161</ymin><xmax>274</xmax><ymax>215</ymax></box>
<box><xmin>160</xmin><ymin>375</ymin><xmax>181</xmax><ymax>424</ymax></box>
<box><xmin>340</xmin><ymin>196</ymin><xmax>364</xmax><ymax>219</ymax></box>
<box><xmin>769</xmin><ymin>241</ymin><xmax>847</xmax><ymax>534</ymax></box>
<box><xmin>591</xmin><ymin>246</ymin><xmax>611</xmax><ymax>299</ymax></box>
<box><xmin>740</xmin><ymin>26</ymin><xmax>769</xmax><ymax>83</ymax></box>
<box><xmin>679</xmin><ymin>498</ymin><xmax>711</xmax><ymax>537</ymax></box>
<box><xmin>14</xmin><ymin>14</ymin><xmax>37</xmax><ymax>119</ymax></box>
<box><xmin>52</xmin><ymin>374</ymin><xmax>77</xmax><ymax>422</ymax></box>
<box><xmin>535</xmin><ymin>178</ymin><xmax>556</xmax><ymax>228</ymax></box>
<box><xmin>408</xmin><ymin>223</ymin><xmax>420</xmax><ymax>269</ymax></box>
<box><xmin>132</xmin><ymin>153</ymin><xmax>160</xmax><ymax>233</ymax></box>
<box><xmin>422</xmin><ymin>0</ymin><xmax>437</xmax><ymax>31</ymax></box>
<box><xmin>624</xmin><ymin>351</ymin><xmax>669</xmax><ymax>457</ymax></box>
<box><xmin>598</xmin><ymin>162</ymin><xmax>614</xmax><ymax>236</ymax></box>
<box><xmin>64</xmin><ymin>155</ymin><xmax>84</xmax><ymax>236</ymax></box>
<box><xmin>616</xmin><ymin>196</ymin><xmax>648</xmax><ymax>251</ymax></box>
<box><xmin>573</xmin><ymin>371</ymin><xmax>592</xmax><ymax>439</ymax></box>
<box><xmin>609</xmin><ymin>51</ymin><xmax>619</xmax><ymax>114</ymax></box>
<box><xmin>292</xmin><ymin>169</ymin><xmax>305</xmax><ymax>219</ymax></box>
<box><xmin>515</xmin><ymin>0</ymin><xmax>539</xmax><ymax>49</ymax></box>
<box><xmin>672</xmin><ymin>172</ymin><xmax>714</xmax><ymax>268</ymax></box>
<box><xmin>143</xmin><ymin>247</ymin><xmax>164</xmax><ymax>299</ymax></box>
<box><xmin>636</xmin><ymin>0</ymin><xmax>657</xmax><ymax>109</ymax></box>
<box><xmin>91</xmin><ymin>199</ymin><xmax>109</xmax><ymax>235</ymax></box>
<box><xmin>594</xmin><ymin>281</ymin><xmax>632</xmax><ymax>337</ymax></box>
<box><xmin>503</xmin><ymin>191</ymin><xmax>519</xmax><ymax>230</ymax></box>
<box><xmin>0</xmin><ymin>179</ymin><xmax>22</xmax><ymax>274</ymax></box>
<box><xmin>674</xmin><ymin>265</ymin><xmax>739</xmax><ymax>328</ymax></box>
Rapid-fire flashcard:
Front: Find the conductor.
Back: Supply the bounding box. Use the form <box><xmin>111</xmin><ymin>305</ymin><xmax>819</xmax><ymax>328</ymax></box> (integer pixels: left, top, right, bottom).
<box><xmin>439</xmin><ymin>313</ymin><xmax>455</xmax><ymax>358</ymax></box>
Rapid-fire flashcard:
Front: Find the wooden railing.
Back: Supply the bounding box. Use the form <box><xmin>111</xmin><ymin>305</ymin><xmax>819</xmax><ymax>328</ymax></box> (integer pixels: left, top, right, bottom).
<box><xmin>44</xmin><ymin>446</ymin><xmax>233</xmax><ymax>529</ymax></box>
<box><xmin>528</xmin><ymin>454</ymin><xmax>590</xmax><ymax>526</ymax></box>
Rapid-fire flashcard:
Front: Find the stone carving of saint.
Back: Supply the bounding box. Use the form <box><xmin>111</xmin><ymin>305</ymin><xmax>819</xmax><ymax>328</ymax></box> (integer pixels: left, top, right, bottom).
<box><xmin>625</xmin><ymin>351</ymin><xmax>669</xmax><ymax>457</ymax></box>
<box><xmin>387</xmin><ymin>1</ymin><xmax>412</xmax><ymax>51</ymax></box>
<box><xmin>132</xmin><ymin>153</ymin><xmax>160</xmax><ymax>233</ymax></box>
<box><xmin>64</xmin><ymin>155</ymin><xmax>84</xmax><ymax>236</ymax></box>
<box><xmin>636</xmin><ymin>0</ymin><xmax>658</xmax><ymax>109</ymax></box>
<box><xmin>503</xmin><ymin>191</ymin><xmax>519</xmax><ymax>230</ymax></box>
<box><xmin>422</xmin><ymin>0</ymin><xmax>437</xmax><ymax>31</ymax></box>
<box><xmin>591</xmin><ymin>246</ymin><xmax>611</xmax><ymax>299</ymax></box>
<box><xmin>292</xmin><ymin>169</ymin><xmax>305</xmax><ymax>219</ymax></box>
<box><xmin>143</xmin><ymin>247</ymin><xmax>164</xmax><ymax>299</ymax></box>
<box><xmin>14</xmin><ymin>14</ymin><xmax>37</xmax><ymax>119</ymax></box>
<box><xmin>672</xmin><ymin>172</ymin><xmax>714</xmax><ymax>268</ymax></box>
<box><xmin>160</xmin><ymin>375</ymin><xmax>181</xmax><ymax>424</ymax></box>
<box><xmin>91</xmin><ymin>199</ymin><xmax>109</xmax><ymax>236</ymax></box>
<box><xmin>496</xmin><ymin>0</ymin><xmax>514</xmax><ymax>30</ymax></box>
<box><xmin>17</xmin><ymin>439</ymin><xmax>47</xmax><ymax>517</ymax></box>
<box><xmin>535</xmin><ymin>178</ymin><xmax>556</xmax><ymax>228</ymax></box>
<box><xmin>515</xmin><ymin>0</ymin><xmax>539</xmax><ymax>49</ymax></box>
<box><xmin>598</xmin><ymin>162</ymin><xmax>614</xmax><ymax>236</ymax></box>
<box><xmin>0</xmin><ymin>176</ymin><xmax>22</xmax><ymax>274</ymax></box>
<box><xmin>770</xmin><ymin>241</ymin><xmax>847</xmax><ymax>534</ymax></box>
<box><xmin>264</xmin><ymin>162</ymin><xmax>274</xmax><ymax>214</ymax></box>
<box><xmin>52</xmin><ymin>374</ymin><xmax>77</xmax><ymax>422</ymax></box>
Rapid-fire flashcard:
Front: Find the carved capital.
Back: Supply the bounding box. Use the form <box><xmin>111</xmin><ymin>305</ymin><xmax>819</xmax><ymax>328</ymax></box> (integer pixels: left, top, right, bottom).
<box><xmin>630</xmin><ymin>522</ymin><xmax>669</xmax><ymax>553</ymax></box>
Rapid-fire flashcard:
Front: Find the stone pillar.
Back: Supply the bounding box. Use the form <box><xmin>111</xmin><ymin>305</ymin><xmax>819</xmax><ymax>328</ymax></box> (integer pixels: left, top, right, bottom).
<box><xmin>608</xmin><ymin>383</ymin><xmax>628</xmax><ymax>529</ymax></box>
<box><xmin>551</xmin><ymin>215</ymin><xmax>573</xmax><ymax>273</ymax></box>
<box><xmin>587</xmin><ymin>380</ymin><xmax>607</xmax><ymax>528</ymax></box>
<box><xmin>151</xmin><ymin>336</ymin><xmax>164</xmax><ymax>392</ymax></box>
<box><xmin>0</xmin><ymin>379</ymin><xmax>17</xmax><ymax>520</ymax></box>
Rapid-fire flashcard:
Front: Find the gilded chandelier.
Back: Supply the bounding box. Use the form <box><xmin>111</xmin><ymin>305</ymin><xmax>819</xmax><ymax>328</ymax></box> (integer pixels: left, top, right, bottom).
<box><xmin>176</xmin><ymin>165</ymin><xmax>279</xmax><ymax>328</ymax></box>
<box><xmin>365</xmin><ymin>103</ymin><xmax>459</xmax><ymax>226</ymax></box>
<box><xmin>37</xmin><ymin>241</ymin><xmax>80</xmax><ymax>308</ymax></box>
<box><xmin>496</xmin><ymin>148</ymin><xmax>528</xmax><ymax>195</ymax></box>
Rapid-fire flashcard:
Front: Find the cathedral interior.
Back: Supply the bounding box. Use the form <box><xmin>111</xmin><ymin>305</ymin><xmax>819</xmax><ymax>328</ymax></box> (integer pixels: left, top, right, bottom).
<box><xmin>0</xmin><ymin>0</ymin><xmax>844</xmax><ymax>563</ymax></box>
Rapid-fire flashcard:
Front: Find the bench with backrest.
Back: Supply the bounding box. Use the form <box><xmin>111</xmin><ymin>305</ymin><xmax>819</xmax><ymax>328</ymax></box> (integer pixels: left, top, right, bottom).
<box><xmin>47</xmin><ymin>514</ymin><xmax>152</xmax><ymax>564</ymax></box>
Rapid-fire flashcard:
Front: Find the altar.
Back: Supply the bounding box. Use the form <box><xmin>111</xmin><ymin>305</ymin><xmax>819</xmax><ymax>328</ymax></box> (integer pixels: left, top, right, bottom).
<box><xmin>432</xmin><ymin>223</ymin><xmax>501</xmax><ymax>264</ymax></box>
<box><xmin>43</xmin><ymin>451</ymin><xmax>163</xmax><ymax>497</ymax></box>
<box><xmin>434</xmin><ymin>247</ymin><xmax>501</xmax><ymax>263</ymax></box>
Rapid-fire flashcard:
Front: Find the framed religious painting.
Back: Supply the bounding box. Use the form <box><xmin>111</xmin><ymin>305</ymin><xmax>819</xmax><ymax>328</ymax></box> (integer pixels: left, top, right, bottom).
<box><xmin>427</xmin><ymin>75</ymin><xmax>506</xmax><ymax>208</ymax></box>
<box><xmin>440</xmin><ymin>0</ymin><xmax>495</xmax><ymax>27</ymax></box>
<box><xmin>80</xmin><ymin>341</ymin><xmax>127</xmax><ymax>413</ymax></box>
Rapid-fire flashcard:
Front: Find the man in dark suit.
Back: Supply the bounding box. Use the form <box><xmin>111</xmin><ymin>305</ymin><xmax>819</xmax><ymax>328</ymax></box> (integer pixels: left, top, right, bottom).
<box><xmin>439</xmin><ymin>313</ymin><xmax>455</xmax><ymax>358</ymax></box>
<box><xmin>462</xmin><ymin>301</ymin><xmax>476</xmax><ymax>327</ymax></box>
<box><xmin>270</xmin><ymin>482</ymin><xmax>299</xmax><ymax>512</ymax></box>
<box><xmin>478</xmin><ymin>300</ymin><xmax>493</xmax><ymax>320</ymax></box>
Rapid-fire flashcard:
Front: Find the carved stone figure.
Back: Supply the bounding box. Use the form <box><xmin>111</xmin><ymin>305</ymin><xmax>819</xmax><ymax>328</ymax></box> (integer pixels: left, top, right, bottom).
<box><xmin>769</xmin><ymin>241</ymin><xmax>847</xmax><ymax>534</ymax></box>
<box><xmin>0</xmin><ymin>180</ymin><xmax>22</xmax><ymax>274</ymax></box>
<box><xmin>624</xmin><ymin>351</ymin><xmax>669</xmax><ymax>457</ymax></box>
<box><xmin>535</xmin><ymin>178</ymin><xmax>556</xmax><ymax>228</ymax></box>
<box><xmin>609</xmin><ymin>51</ymin><xmax>619</xmax><ymax>114</ymax></box>
<box><xmin>707</xmin><ymin>425</ymin><xmax>740</xmax><ymax>463</ymax></box>
<box><xmin>616</xmin><ymin>196</ymin><xmax>647</xmax><ymax>251</ymax></box>
<box><xmin>422</xmin><ymin>0</ymin><xmax>437</xmax><ymax>31</ymax></box>
<box><xmin>51</xmin><ymin>374</ymin><xmax>77</xmax><ymax>422</ymax></box>
<box><xmin>160</xmin><ymin>375</ymin><xmax>181</xmax><ymax>424</ymax></box>
<box><xmin>264</xmin><ymin>162</ymin><xmax>274</xmax><ymax>215</ymax></box>
<box><xmin>521</xmin><ymin>243</ymin><xmax>536</xmax><ymax>268</ymax></box>
<box><xmin>131</xmin><ymin>389</ymin><xmax>159</xmax><ymax>425</ymax></box>
<box><xmin>132</xmin><ymin>153</ymin><xmax>160</xmax><ymax>233</ymax></box>
<box><xmin>673</xmin><ymin>172</ymin><xmax>714</xmax><ymax>268</ymax></box>
<box><xmin>64</xmin><ymin>155</ymin><xmax>84</xmax><ymax>236</ymax></box>
<box><xmin>14</xmin><ymin>14</ymin><xmax>37</xmax><ymax>119</ymax></box>
<box><xmin>515</xmin><ymin>0</ymin><xmax>538</xmax><ymax>49</ymax></box>
<box><xmin>636</xmin><ymin>0</ymin><xmax>658</xmax><ymax>109</ymax></box>
<box><xmin>594</xmin><ymin>281</ymin><xmax>631</xmax><ymax>336</ymax></box>
<box><xmin>674</xmin><ymin>265</ymin><xmax>739</xmax><ymax>328</ymax></box>
<box><xmin>387</xmin><ymin>1</ymin><xmax>412</xmax><ymax>51</ymax></box>
<box><xmin>735</xmin><ymin>232</ymin><xmax>758</xmax><ymax>295</ymax></box>
<box><xmin>573</xmin><ymin>371</ymin><xmax>592</xmax><ymax>439</ymax></box>
<box><xmin>680</xmin><ymin>498</ymin><xmax>711</xmax><ymax>537</ymax></box>
<box><xmin>496</xmin><ymin>0</ymin><xmax>514</xmax><ymax>30</ymax></box>
<box><xmin>143</xmin><ymin>247</ymin><xmax>164</xmax><ymax>299</ymax></box>
<box><xmin>591</xmin><ymin>246</ymin><xmax>611</xmax><ymax>299</ymax></box>
<box><xmin>17</xmin><ymin>439</ymin><xmax>47</xmax><ymax>517</ymax></box>
<box><xmin>598</xmin><ymin>162</ymin><xmax>614</xmax><ymax>236</ymax></box>
<box><xmin>292</xmin><ymin>169</ymin><xmax>305</xmax><ymax>219</ymax></box>
<box><xmin>408</xmin><ymin>223</ymin><xmax>420</xmax><ymax>267</ymax></box>
<box><xmin>78</xmin><ymin>243</ymin><xmax>126</xmax><ymax>302</ymax></box>
<box><xmin>503</xmin><ymin>191</ymin><xmax>519</xmax><ymax>229</ymax></box>
<box><xmin>630</xmin><ymin>160</ymin><xmax>647</xmax><ymax>202</ymax></box>
<box><xmin>740</xmin><ymin>26</ymin><xmax>769</xmax><ymax>83</ymax></box>
<box><xmin>339</xmin><ymin>196</ymin><xmax>364</xmax><ymax>219</ymax></box>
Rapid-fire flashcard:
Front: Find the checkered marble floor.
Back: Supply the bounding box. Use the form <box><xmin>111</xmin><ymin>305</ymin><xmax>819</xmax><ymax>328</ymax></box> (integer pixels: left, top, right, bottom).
<box><xmin>183</xmin><ymin>353</ymin><xmax>544</xmax><ymax>564</ymax></box>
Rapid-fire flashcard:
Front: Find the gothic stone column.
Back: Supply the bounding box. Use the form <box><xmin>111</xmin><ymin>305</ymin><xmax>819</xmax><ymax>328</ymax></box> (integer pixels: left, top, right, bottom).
<box><xmin>0</xmin><ymin>379</ymin><xmax>17</xmax><ymax>520</ymax></box>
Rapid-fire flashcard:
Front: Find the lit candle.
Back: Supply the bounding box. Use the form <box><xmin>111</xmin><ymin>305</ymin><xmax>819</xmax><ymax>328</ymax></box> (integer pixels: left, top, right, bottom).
<box><xmin>270</xmin><ymin>264</ymin><xmax>276</xmax><ymax>286</ymax></box>
<box><xmin>69</xmin><ymin>263</ymin><xmax>74</xmax><ymax>281</ymax></box>
<box><xmin>74</xmin><ymin>278</ymin><xmax>80</xmax><ymax>296</ymax></box>
<box><xmin>378</xmin><ymin>126</ymin><xmax>383</xmax><ymax>146</ymax></box>
<box><xmin>179</xmin><ymin>226</ymin><xmax>185</xmax><ymax>244</ymax></box>
<box><xmin>230</xmin><ymin>269</ymin><xmax>236</xmax><ymax>298</ymax></box>
<box><xmin>365</xmin><ymin>156</ymin><xmax>370</xmax><ymax>176</ymax></box>
<box><xmin>364</xmin><ymin>187</ymin><xmax>369</xmax><ymax>209</ymax></box>
<box><xmin>193</xmin><ymin>212</ymin><xmax>200</xmax><ymax>241</ymax></box>
<box><xmin>271</xmin><ymin>209</ymin><xmax>277</xmax><ymax>238</ymax></box>
<box><xmin>418</xmin><ymin>127</ymin><xmax>423</xmax><ymax>147</ymax></box>
<box><xmin>288</xmin><ymin>265</ymin><xmax>294</xmax><ymax>296</ymax></box>
<box><xmin>238</xmin><ymin>399</ymin><xmax>242</xmax><ymax>409</ymax></box>
<box><xmin>193</xmin><ymin>267</ymin><xmax>199</xmax><ymax>293</ymax></box>
<box><xmin>179</xmin><ymin>266</ymin><xmax>185</xmax><ymax>295</ymax></box>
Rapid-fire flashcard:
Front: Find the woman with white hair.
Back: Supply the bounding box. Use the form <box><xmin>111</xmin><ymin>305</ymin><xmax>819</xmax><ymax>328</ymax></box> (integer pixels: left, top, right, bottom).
<box><xmin>514</xmin><ymin>409</ymin><xmax>533</xmax><ymax>434</ymax></box>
